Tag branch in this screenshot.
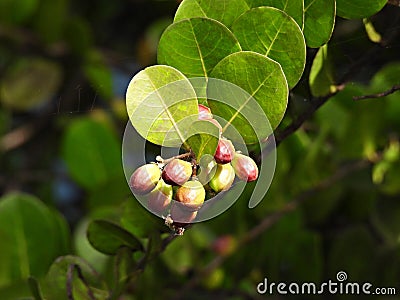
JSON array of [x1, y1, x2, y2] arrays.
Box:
[[175, 159, 371, 299], [353, 84, 400, 100]]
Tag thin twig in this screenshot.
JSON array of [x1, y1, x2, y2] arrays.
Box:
[[353, 84, 400, 100]]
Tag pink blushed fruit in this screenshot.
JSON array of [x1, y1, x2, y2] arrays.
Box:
[[129, 164, 161, 195], [175, 180, 205, 211], [198, 104, 213, 120], [162, 159, 192, 186], [231, 153, 259, 182], [147, 179, 172, 214], [214, 138, 235, 164]]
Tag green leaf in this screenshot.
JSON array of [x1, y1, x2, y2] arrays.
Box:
[[209, 51, 288, 142], [87, 220, 144, 255], [185, 120, 220, 160], [0, 193, 69, 288], [231, 7, 306, 87], [309, 44, 336, 97], [62, 118, 122, 190], [336, 0, 387, 19], [174, 0, 249, 28], [303, 0, 335, 48], [126, 65, 199, 147], [157, 17, 241, 78], [0, 58, 62, 111], [84, 50, 112, 100], [42, 256, 109, 300], [245, 0, 304, 28], [121, 199, 169, 238]]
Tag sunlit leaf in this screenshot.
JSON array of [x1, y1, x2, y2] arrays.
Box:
[[174, 0, 249, 28], [209, 51, 288, 142], [158, 17, 241, 78], [309, 44, 336, 97], [185, 120, 220, 160], [126, 65, 198, 147], [231, 7, 305, 87]]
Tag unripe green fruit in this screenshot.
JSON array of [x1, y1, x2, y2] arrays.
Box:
[[170, 201, 198, 224], [175, 180, 205, 211], [231, 153, 259, 182], [198, 104, 213, 120], [162, 159, 192, 186], [147, 179, 172, 214], [214, 138, 235, 164], [129, 164, 161, 195], [197, 155, 217, 185], [209, 163, 235, 192]]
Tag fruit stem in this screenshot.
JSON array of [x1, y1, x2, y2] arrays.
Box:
[[159, 152, 193, 165]]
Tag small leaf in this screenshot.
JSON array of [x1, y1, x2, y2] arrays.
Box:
[[157, 17, 241, 78], [185, 120, 220, 160], [309, 44, 336, 97], [303, 0, 335, 48], [126, 65, 198, 147], [245, 0, 304, 28], [87, 220, 144, 255], [363, 18, 382, 44], [336, 0, 387, 19], [62, 118, 122, 190], [231, 7, 305, 87], [209, 51, 288, 142], [0, 193, 69, 288], [42, 256, 109, 300], [0, 58, 62, 111], [174, 0, 249, 28]]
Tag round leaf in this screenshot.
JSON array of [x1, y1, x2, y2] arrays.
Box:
[[231, 7, 306, 87], [303, 0, 335, 48], [0, 193, 69, 288], [0, 58, 62, 111], [209, 51, 288, 142], [126, 65, 198, 147], [336, 0, 386, 19], [157, 18, 241, 78], [174, 0, 250, 28], [62, 118, 122, 190], [245, 0, 304, 28]]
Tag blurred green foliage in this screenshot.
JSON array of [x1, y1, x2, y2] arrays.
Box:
[[0, 0, 400, 299]]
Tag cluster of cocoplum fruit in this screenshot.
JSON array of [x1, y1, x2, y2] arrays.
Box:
[[129, 105, 258, 232]]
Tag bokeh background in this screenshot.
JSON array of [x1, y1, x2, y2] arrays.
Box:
[[0, 0, 400, 299]]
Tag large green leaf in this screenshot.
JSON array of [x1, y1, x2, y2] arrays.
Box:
[[0, 193, 69, 288], [0, 58, 62, 111], [231, 7, 305, 87], [62, 118, 122, 190], [126, 65, 198, 147], [209, 51, 288, 143], [336, 0, 386, 19], [174, 0, 249, 28], [303, 0, 335, 48], [245, 0, 304, 28], [42, 256, 109, 300], [157, 18, 241, 78], [309, 44, 336, 97], [87, 220, 144, 255]]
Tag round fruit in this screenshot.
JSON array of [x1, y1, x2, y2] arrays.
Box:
[[209, 163, 235, 192], [197, 155, 217, 185], [162, 159, 192, 186], [170, 201, 198, 224], [129, 164, 161, 195], [198, 104, 213, 120], [231, 153, 259, 182], [175, 180, 205, 211], [147, 179, 172, 214], [214, 138, 235, 164]]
